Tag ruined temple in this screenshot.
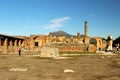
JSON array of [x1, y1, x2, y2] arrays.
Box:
[[0, 21, 106, 54]]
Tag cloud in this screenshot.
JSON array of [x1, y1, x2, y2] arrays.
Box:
[[44, 16, 70, 29]]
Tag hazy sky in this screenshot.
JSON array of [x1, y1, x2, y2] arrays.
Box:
[[0, 0, 120, 39]]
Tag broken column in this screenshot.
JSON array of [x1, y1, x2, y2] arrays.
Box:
[[84, 21, 88, 44], [77, 32, 81, 43]]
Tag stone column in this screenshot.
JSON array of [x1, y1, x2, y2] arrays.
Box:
[[10, 40, 13, 46], [84, 21, 88, 44], [21, 40, 25, 46], [30, 38, 34, 51], [14, 39, 18, 53], [4, 38, 8, 46], [77, 32, 80, 43], [9, 40, 13, 53], [18, 40, 21, 46], [84, 21, 88, 37], [14, 39, 17, 46], [49, 32, 53, 42], [43, 36, 46, 46], [4, 38, 8, 53]]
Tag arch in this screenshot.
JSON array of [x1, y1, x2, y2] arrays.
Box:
[[89, 38, 97, 44], [33, 36, 39, 40]]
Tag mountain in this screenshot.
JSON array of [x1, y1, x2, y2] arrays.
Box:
[[52, 30, 84, 38]]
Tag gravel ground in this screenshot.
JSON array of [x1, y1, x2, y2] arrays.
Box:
[[0, 53, 120, 80]]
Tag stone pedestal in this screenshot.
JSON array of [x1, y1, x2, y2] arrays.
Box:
[[107, 35, 113, 51], [40, 47, 59, 58], [107, 40, 113, 50]]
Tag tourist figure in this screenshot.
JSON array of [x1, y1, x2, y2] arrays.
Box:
[[18, 47, 21, 56], [116, 44, 119, 51]]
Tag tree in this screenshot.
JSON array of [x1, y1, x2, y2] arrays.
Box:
[[102, 38, 107, 42], [113, 36, 120, 47]]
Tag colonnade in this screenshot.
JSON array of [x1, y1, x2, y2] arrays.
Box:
[[0, 38, 24, 46], [0, 35, 24, 53]]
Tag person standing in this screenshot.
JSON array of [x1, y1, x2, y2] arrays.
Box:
[[18, 47, 21, 56], [116, 44, 119, 51]]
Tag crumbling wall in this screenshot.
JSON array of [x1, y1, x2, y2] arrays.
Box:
[[0, 46, 18, 54], [40, 47, 59, 58], [48, 43, 96, 52]]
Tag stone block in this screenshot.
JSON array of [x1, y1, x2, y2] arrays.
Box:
[[40, 47, 59, 58]]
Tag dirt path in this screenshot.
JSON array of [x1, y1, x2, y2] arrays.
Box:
[[0, 54, 120, 80]]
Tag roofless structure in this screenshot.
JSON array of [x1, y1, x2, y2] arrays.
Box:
[[0, 21, 106, 54]]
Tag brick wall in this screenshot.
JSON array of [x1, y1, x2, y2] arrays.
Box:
[[47, 43, 96, 52]]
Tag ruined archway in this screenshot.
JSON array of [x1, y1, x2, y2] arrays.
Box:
[[89, 38, 97, 45]]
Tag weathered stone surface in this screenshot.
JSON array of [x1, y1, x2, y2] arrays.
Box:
[[63, 69, 75, 73], [53, 57, 73, 59], [9, 68, 28, 72], [40, 47, 59, 58], [96, 50, 106, 54]]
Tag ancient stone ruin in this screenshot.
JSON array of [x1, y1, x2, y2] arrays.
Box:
[[0, 21, 105, 54], [107, 35, 113, 51], [40, 47, 59, 58]]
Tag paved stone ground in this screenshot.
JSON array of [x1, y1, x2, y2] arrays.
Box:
[[0, 53, 120, 80]]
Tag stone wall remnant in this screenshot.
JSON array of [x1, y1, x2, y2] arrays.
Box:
[[40, 47, 59, 58]]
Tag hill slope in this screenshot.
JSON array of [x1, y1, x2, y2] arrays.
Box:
[[52, 30, 84, 38]]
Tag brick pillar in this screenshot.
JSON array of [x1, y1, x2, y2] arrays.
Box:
[[18, 40, 21, 46], [4, 38, 8, 53], [10, 40, 13, 53], [4, 38, 8, 46], [43, 36, 46, 46], [49, 32, 53, 42], [21, 40, 25, 46], [10, 40, 13, 46], [14, 39, 17, 46], [30, 38, 34, 51], [77, 32, 80, 43]]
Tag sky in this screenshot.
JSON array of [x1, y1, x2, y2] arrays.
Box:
[[0, 0, 120, 39]]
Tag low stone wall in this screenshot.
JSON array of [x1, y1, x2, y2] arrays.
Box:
[[0, 46, 8, 54], [59, 46, 84, 52], [48, 43, 96, 52], [0, 43, 97, 54], [0, 46, 18, 54], [40, 47, 59, 58], [88, 45, 96, 52]]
